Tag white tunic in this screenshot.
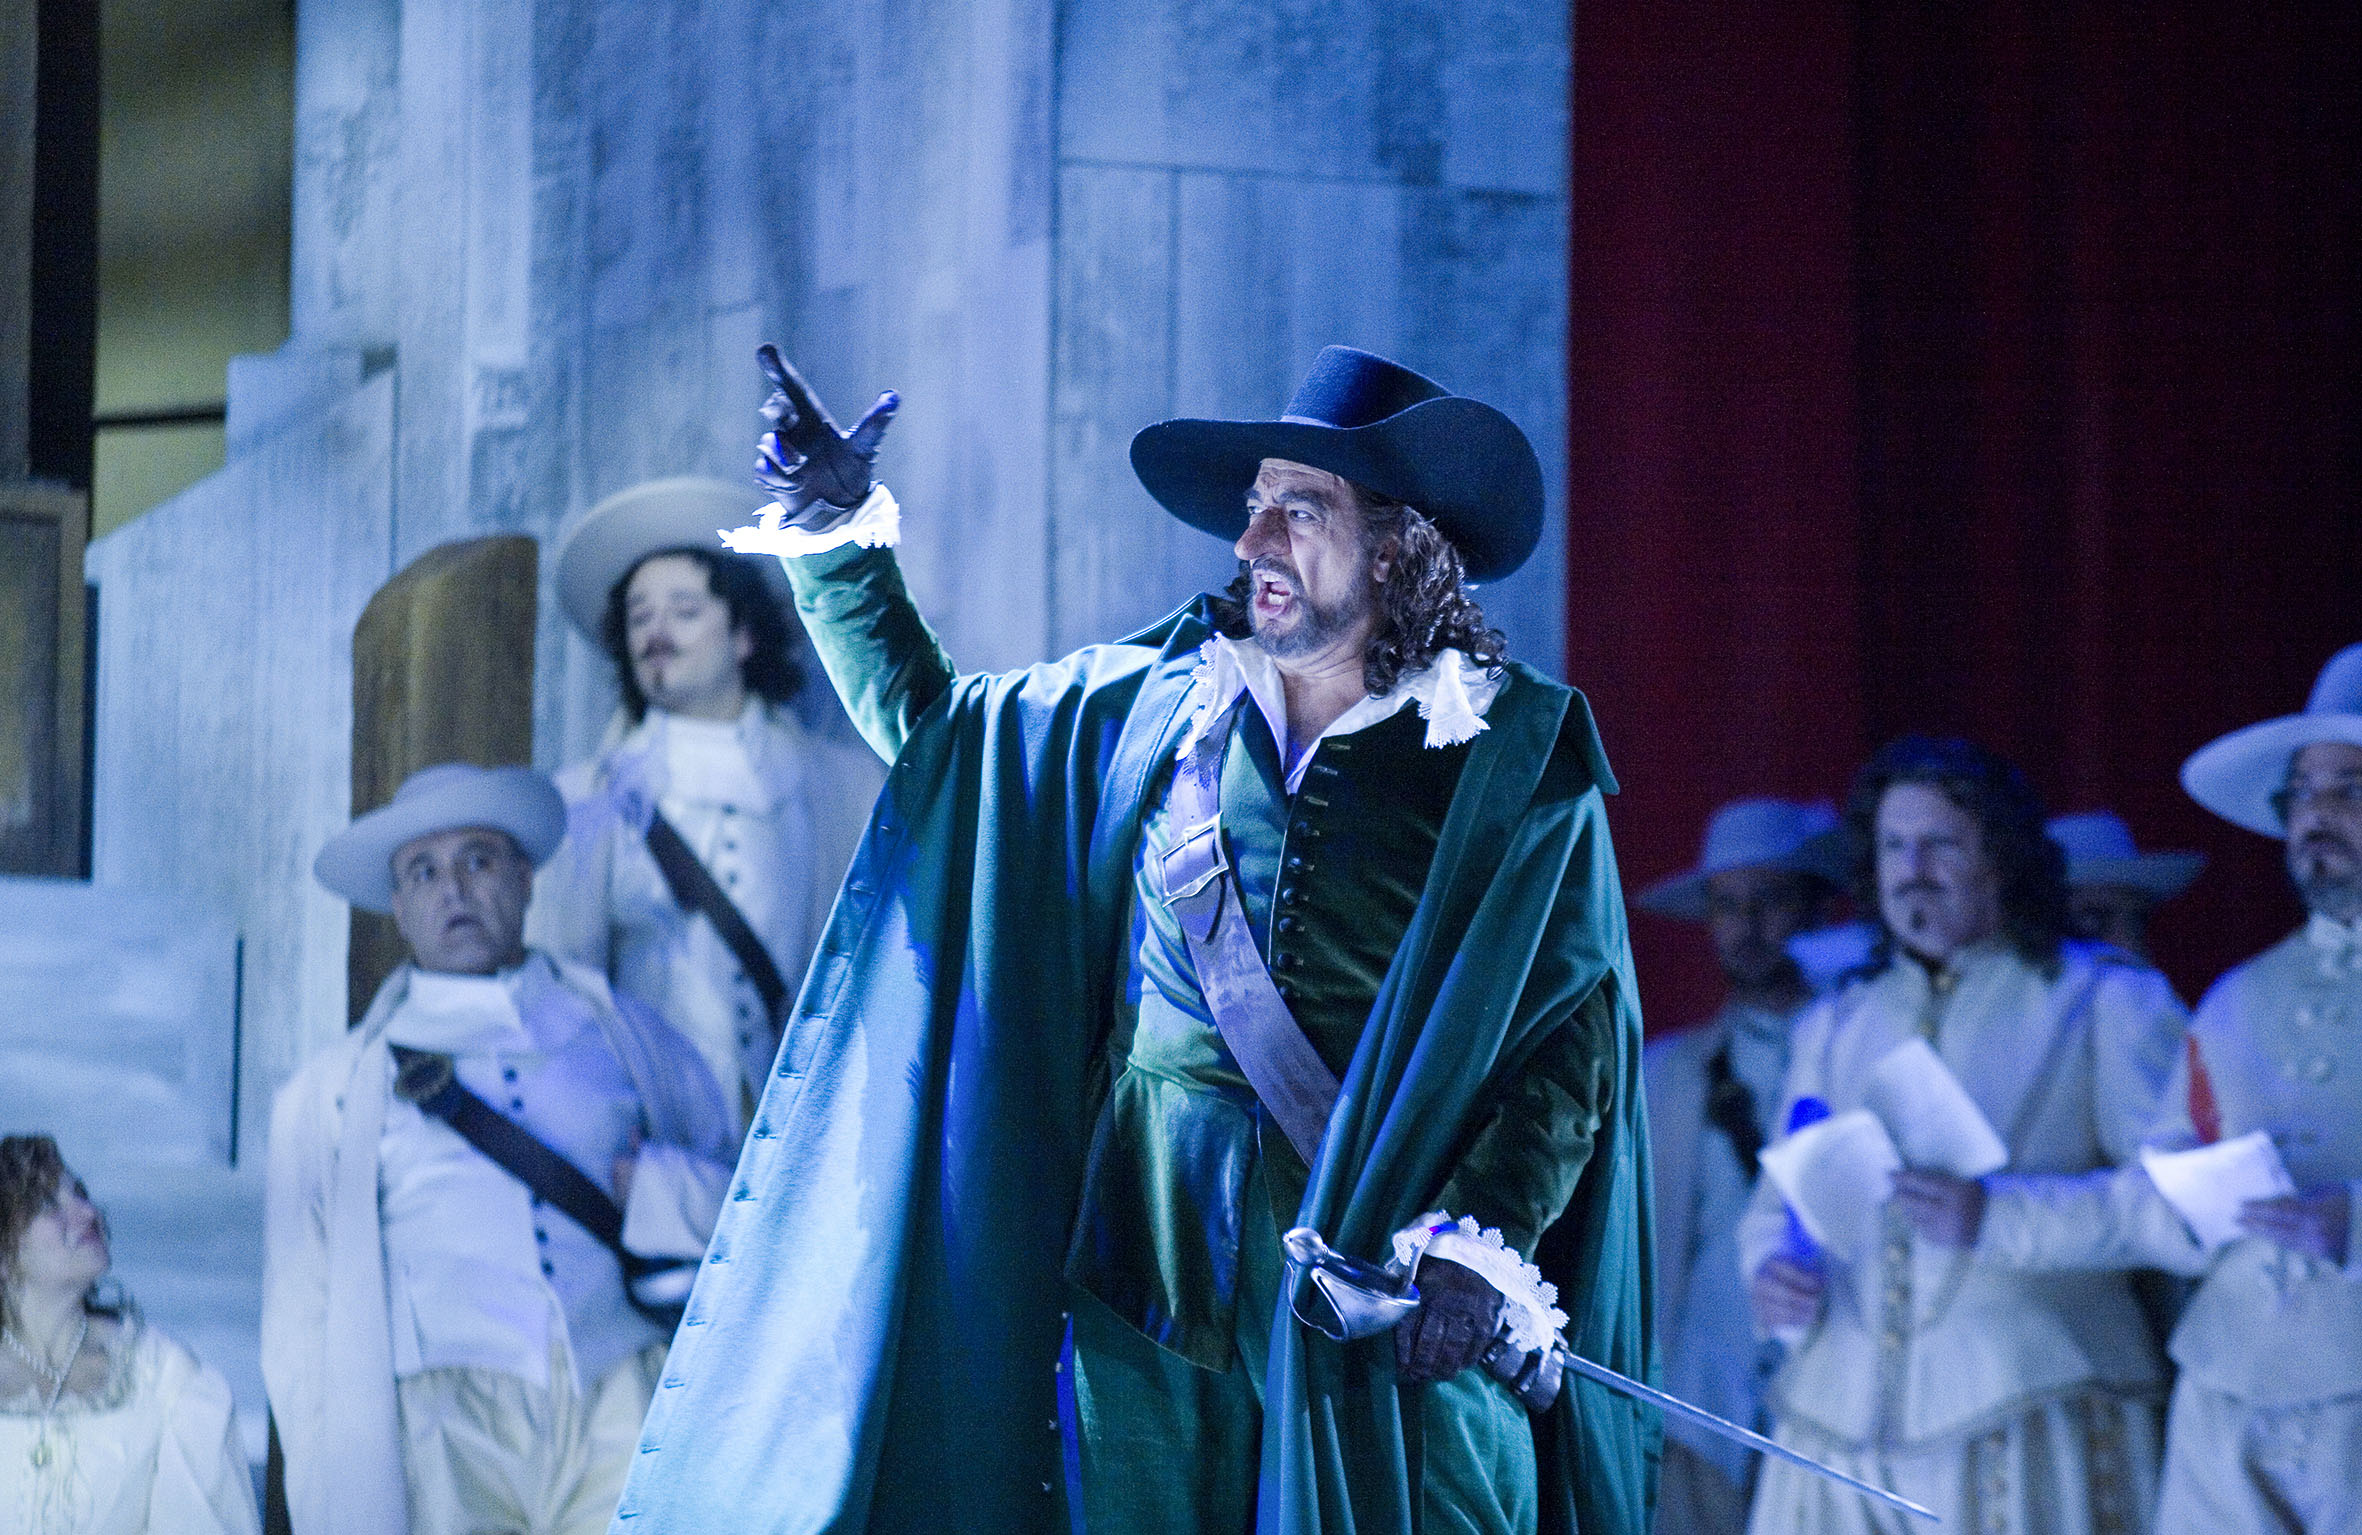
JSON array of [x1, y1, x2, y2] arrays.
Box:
[[1737, 941, 2188, 1535], [2151, 918, 2362, 1402], [2005, 918, 2362, 1535], [1646, 999, 1797, 1486], [1737, 940, 2189, 1451], [530, 700, 881, 1129], [0, 1320, 260, 1535], [375, 961, 662, 1392], [261, 954, 734, 1535]]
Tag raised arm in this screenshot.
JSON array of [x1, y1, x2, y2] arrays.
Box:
[[748, 346, 954, 761], [782, 545, 955, 764]]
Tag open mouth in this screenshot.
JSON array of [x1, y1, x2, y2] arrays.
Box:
[[1252, 570, 1298, 618]]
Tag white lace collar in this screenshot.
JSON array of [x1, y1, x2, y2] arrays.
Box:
[[1177, 634, 1502, 793]]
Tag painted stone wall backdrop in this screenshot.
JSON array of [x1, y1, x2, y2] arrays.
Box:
[[275, 0, 1564, 778], [277, 0, 1060, 774], [87, 368, 396, 1119], [1048, 0, 1571, 663]]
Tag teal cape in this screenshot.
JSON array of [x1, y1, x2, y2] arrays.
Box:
[[614, 575, 1657, 1535]]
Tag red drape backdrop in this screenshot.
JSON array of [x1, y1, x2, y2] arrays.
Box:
[[1571, 4, 2362, 1033]]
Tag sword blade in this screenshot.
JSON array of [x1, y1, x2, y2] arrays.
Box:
[[1554, 1351, 1939, 1524]]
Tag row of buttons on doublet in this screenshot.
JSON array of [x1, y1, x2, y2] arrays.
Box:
[[1267, 748, 1347, 1002]]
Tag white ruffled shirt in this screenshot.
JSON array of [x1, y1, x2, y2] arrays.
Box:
[[1178, 632, 1501, 793]]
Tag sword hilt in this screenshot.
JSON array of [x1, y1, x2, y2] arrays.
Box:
[[1479, 1328, 1566, 1413]]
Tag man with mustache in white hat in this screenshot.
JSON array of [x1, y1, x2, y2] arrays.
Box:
[[1739, 737, 2192, 1535], [1638, 799, 1845, 1535], [2047, 810, 2205, 966], [530, 480, 882, 1135], [2130, 642, 2362, 1535], [262, 764, 735, 1535]]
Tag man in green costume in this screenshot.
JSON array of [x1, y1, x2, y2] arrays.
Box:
[[611, 346, 1657, 1535]]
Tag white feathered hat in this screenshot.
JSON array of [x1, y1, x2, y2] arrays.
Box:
[[2181, 643, 2362, 838], [314, 763, 566, 913]]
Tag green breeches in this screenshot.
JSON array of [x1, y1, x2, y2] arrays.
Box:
[[1064, 1163, 1539, 1535]]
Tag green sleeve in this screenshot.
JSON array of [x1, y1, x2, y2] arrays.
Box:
[[780, 543, 958, 763], [1434, 985, 1614, 1260]]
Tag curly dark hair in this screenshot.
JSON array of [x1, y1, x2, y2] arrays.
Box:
[[600, 548, 805, 723], [0, 1135, 119, 1331], [1209, 484, 1507, 696], [1843, 735, 2069, 971]]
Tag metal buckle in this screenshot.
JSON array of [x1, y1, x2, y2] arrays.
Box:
[[392, 1048, 456, 1105], [1157, 816, 1230, 906]]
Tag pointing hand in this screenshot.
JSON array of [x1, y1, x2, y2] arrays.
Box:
[[753, 344, 899, 535]]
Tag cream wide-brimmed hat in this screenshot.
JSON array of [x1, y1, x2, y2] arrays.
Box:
[[313, 763, 566, 913], [2046, 811, 2204, 900], [2181, 643, 2362, 838], [1637, 798, 1848, 921], [551, 477, 782, 643]]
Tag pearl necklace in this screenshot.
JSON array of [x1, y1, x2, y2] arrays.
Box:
[[3, 1314, 90, 1470]]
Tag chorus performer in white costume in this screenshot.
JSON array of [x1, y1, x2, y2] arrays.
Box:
[[1638, 798, 1846, 1535], [262, 764, 734, 1535], [530, 479, 882, 1133], [1740, 737, 2191, 1535], [2134, 643, 2362, 1535], [1, 1135, 260, 1535]]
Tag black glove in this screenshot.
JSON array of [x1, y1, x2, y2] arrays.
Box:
[[1393, 1257, 1504, 1386], [753, 344, 899, 535]]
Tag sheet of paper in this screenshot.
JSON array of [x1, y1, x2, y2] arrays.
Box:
[[2140, 1131, 2297, 1250], [1862, 1036, 2009, 1178], [1758, 1109, 1903, 1262]]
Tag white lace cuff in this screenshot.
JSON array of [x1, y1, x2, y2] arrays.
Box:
[[719, 483, 901, 558], [1389, 1211, 1567, 1355]]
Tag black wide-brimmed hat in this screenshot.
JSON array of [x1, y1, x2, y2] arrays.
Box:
[[1128, 347, 1544, 582]]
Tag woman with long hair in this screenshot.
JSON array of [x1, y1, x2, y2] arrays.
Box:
[[0, 1135, 258, 1533]]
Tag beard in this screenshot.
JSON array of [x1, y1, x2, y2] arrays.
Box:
[[2292, 830, 2362, 923], [1245, 557, 1376, 660]]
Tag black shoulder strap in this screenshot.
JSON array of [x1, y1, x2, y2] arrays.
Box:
[[389, 1045, 690, 1326], [1703, 1042, 1766, 1178], [389, 1044, 633, 1258], [644, 810, 790, 1024]]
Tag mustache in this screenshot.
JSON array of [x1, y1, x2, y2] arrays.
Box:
[[636, 639, 679, 663], [2297, 830, 2360, 859], [1247, 558, 1301, 594], [1888, 879, 1945, 900]]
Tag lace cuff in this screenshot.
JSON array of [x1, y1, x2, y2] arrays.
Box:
[[1389, 1211, 1567, 1354], [720, 483, 902, 558]]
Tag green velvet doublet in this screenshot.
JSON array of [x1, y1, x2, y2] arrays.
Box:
[[1069, 700, 1607, 1374]]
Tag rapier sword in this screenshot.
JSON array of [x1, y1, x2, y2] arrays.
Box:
[[1282, 1227, 1938, 1525]]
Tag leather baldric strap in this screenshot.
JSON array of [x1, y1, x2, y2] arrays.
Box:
[[644, 810, 790, 1027], [1157, 702, 1341, 1165], [388, 1044, 688, 1325], [1703, 1043, 1765, 1177]]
